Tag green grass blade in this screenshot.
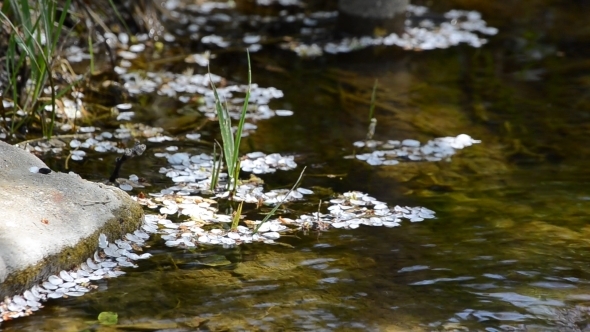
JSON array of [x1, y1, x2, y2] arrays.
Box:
[[253, 166, 307, 234], [210, 141, 223, 191], [88, 33, 94, 73], [368, 79, 378, 122], [107, 0, 132, 36], [231, 201, 244, 231], [50, 0, 72, 54], [366, 79, 379, 140], [209, 71, 235, 176], [231, 51, 251, 174]]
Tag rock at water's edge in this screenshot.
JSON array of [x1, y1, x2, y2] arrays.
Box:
[[0, 140, 144, 298]]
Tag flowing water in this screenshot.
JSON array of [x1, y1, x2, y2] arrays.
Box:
[[3, 0, 590, 331]]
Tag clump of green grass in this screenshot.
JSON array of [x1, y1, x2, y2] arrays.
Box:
[[0, 0, 73, 138], [209, 51, 251, 193], [207, 51, 307, 233]]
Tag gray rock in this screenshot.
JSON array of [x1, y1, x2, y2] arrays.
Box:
[[0, 141, 143, 298]]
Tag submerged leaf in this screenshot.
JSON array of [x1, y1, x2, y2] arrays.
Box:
[[98, 311, 118, 325]]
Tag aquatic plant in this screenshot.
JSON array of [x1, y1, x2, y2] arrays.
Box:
[[209, 141, 223, 191], [254, 166, 306, 233], [209, 51, 251, 193], [0, 0, 72, 138], [366, 79, 378, 140]]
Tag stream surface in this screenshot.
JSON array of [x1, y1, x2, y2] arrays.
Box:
[[3, 0, 590, 331]]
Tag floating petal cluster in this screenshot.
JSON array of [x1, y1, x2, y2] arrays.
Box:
[[349, 134, 481, 166], [0, 231, 152, 323], [283, 191, 435, 230], [154, 150, 298, 196], [145, 213, 290, 247], [134, 187, 435, 250], [136, 192, 298, 247], [240, 152, 297, 174], [18, 124, 170, 161], [284, 5, 498, 57]]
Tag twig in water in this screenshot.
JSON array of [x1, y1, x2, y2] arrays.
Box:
[[109, 143, 146, 183], [366, 79, 378, 140]]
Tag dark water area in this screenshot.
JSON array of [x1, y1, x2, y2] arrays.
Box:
[[4, 0, 590, 331]]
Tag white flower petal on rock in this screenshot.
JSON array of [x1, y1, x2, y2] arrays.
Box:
[[59, 282, 76, 289], [42, 281, 58, 290], [124, 252, 141, 260], [23, 290, 37, 302], [116, 240, 133, 251], [75, 277, 90, 284], [98, 234, 108, 248], [74, 285, 90, 292], [27, 299, 42, 309], [86, 258, 99, 270], [104, 245, 120, 258], [77, 269, 90, 277], [101, 261, 118, 268], [12, 295, 27, 306], [60, 270, 74, 282], [48, 275, 63, 286], [47, 292, 63, 299], [125, 233, 142, 244], [118, 260, 137, 268], [31, 286, 44, 298], [134, 229, 150, 239]]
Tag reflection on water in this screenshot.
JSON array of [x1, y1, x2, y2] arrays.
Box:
[[4, 0, 590, 330]]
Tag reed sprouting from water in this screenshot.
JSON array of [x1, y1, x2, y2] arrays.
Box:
[[209, 51, 251, 193]]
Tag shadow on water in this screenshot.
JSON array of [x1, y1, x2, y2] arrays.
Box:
[[4, 0, 590, 330]]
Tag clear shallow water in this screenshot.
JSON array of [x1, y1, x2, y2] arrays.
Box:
[[4, 0, 590, 330]]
